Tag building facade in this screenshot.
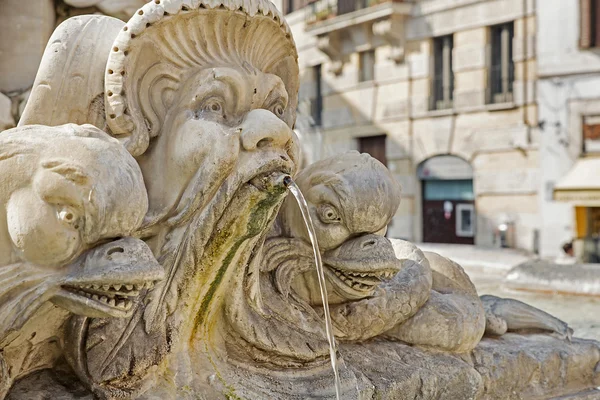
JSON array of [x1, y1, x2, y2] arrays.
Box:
[[540, 0, 600, 261], [282, 0, 540, 251]]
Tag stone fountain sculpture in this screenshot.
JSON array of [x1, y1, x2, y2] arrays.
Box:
[[1, 1, 599, 399]]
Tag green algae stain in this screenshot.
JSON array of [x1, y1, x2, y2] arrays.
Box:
[[194, 187, 285, 329]]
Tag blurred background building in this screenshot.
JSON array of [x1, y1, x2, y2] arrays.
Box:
[[272, 0, 600, 261], [2, 0, 600, 261]]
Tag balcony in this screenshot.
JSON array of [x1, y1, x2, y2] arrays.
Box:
[[306, 0, 412, 73], [305, 0, 411, 34]]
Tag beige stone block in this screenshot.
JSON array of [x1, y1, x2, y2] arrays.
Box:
[[473, 151, 540, 195], [476, 194, 539, 214], [454, 90, 486, 110], [453, 45, 487, 72], [454, 27, 487, 47], [412, 116, 454, 163], [387, 214, 414, 240], [452, 111, 529, 159], [406, 40, 431, 79], [392, 173, 416, 197], [385, 124, 411, 158], [473, 150, 539, 170], [514, 60, 536, 81], [455, 69, 487, 92], [375, 81, 410, 120], [408, 0, 527, 41], [396, 196, 414, 216], [0, 0, 55, 93]]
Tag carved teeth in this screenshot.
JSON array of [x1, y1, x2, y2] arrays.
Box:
[[108, 298, 116, 307], [125, 284, 133, 290], [113, 284, 122, 291], [117, 300, 125, 308], [100, 296, 108, 303], [102, 285, 110, 290], [134, 284, 143, 290], [92, 294, 99, 300], [92, 284, 100, 290]]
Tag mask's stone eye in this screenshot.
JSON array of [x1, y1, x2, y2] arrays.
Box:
[[203, 101, 222, 113]]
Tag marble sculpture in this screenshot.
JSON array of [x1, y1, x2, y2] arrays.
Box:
[[0, 1, 598, 399]]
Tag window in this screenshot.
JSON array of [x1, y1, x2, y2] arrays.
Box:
[[358, 50, 375, 82], [580, 0, 600, 48], [583, 115, 600, 153], [286, 0, 294, 14], [311, 65, 323, 126], [358, 135, 387, 166], [456, 204, 475, 237], [285, 0, 309, 14], [431, 35, 454, 110], [488, 22, 514, 104]]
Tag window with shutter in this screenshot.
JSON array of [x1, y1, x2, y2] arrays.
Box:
[[581, 0, 600, 48], [488, 22, 514, 104], [431, 35, 454, 110], [583, 116, 600, 153]]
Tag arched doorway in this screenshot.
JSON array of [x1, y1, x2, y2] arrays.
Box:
[[418, 155, 475, 244]]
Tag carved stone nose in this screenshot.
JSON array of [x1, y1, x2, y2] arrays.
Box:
[[239, 109, 292, 151]]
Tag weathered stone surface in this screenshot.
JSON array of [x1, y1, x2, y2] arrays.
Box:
[[0, 0, 55, 93], [472, 334, 600, 399], [506, 260, 600, 296], [1, 1, 599, 399], [341, 339, 484, 400], [64, 0, 146, 20], [342, 334, 600, 400], [0, 93, 14, 131]]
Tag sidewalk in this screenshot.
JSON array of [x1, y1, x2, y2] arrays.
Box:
[[409, 242, 533, 275], [415, 243, 534, 272]]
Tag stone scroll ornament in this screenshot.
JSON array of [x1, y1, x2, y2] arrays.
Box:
[[0, 0, 594, 399]]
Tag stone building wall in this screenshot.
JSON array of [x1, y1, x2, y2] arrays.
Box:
[[0, 0, 145, 130], [288, 0, 541, 250], [1, 0, 543, 252], [536, 0, 600, 258]]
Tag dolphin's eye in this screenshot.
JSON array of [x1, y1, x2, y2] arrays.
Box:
[[318, 204, 341, 224], [271, 102, 285, 118], [57, 206, 82, 230]]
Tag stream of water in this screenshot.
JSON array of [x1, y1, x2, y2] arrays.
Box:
[[284, 176, 342, 400]]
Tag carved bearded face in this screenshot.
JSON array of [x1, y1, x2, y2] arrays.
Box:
[[138, 66, 298, 225]]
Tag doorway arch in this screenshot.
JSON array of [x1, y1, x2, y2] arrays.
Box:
[[418, 155, 475, 244]]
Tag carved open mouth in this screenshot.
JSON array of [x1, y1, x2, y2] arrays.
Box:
[[324, 266, 395, 298], [61, 281, 155, 313]]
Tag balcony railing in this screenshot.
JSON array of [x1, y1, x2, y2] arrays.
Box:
[[306, 0, 399, 24]]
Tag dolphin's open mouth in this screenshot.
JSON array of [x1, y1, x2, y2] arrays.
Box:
[[60, 281, 154, 313], [326, 266, 393, 292], [51, 237, 164, 319], [320, 234, 402, 299]]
